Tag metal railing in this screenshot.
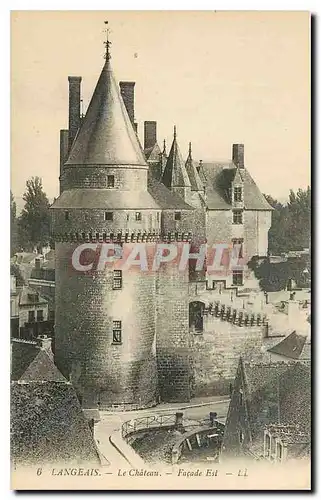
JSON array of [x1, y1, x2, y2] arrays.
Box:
[[121, 414, 177, 440]]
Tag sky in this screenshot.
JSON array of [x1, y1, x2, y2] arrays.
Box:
[[11, 11, 310, 210]]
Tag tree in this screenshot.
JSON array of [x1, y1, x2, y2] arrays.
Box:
[[17, 177, 51, 252], [264, 187, 311, 254], [10, 191, 19, 256]]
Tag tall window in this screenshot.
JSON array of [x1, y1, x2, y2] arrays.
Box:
[[28, 310, 35, 323], [112, 320, 122, 344], [233, 270, 243, 286], [64, 211, 69, 221], [239, 430, 244, 444], [232, 238, 244, 258], [233, 210, 243, 225], [135, 212, 142, 221], [37, 309, 44, 322], [113, 270, 122, 290], [107, 175, 115, 188], [105, 212, 113, 221], [174, 211, 181, 221], [234, 187, 243, 202], [239, 389, 243, 406]]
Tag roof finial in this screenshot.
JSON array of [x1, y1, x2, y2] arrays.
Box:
[[163, 139, 167, 155], [173, 125, 177, 139], [188, 141, 192, 158], [104, 21, 112, 60]]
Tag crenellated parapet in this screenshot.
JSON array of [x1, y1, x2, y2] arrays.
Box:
[[52, 230, 193, 243]]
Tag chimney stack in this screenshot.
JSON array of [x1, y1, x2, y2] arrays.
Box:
[[119, 81, 136, 127], [68, 76, 82, 151], [144, 121, 157, 150], [232, 144, 245, 169]]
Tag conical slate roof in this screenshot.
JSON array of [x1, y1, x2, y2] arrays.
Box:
[[185, 142, 204, 191], [66, 58, 147, 167], [162, 128, 191, 189]]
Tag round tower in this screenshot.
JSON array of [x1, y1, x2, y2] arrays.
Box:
[[51, 46, 160, 410]]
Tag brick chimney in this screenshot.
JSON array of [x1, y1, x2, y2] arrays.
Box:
[[68, 76, 82, 151], [119, 81, 135, 127], [232, 144, 245, 169], [144, 121, 157, 150]]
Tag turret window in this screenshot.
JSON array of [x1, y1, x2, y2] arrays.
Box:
[[135, 212, 142, 221], [174, 212, 182, 221], [234, 187, 243, 202], [105, 212, 113, 221], [233, 210, 243, 224], [107, 175, 115, 188], [112, 320, 122, 344]]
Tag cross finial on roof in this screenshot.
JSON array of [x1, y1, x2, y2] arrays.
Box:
[[104, 21, 112, 60]]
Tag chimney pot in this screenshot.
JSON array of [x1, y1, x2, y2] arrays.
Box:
[[144, 121, 157, 150], [232, 144, 245, 169]]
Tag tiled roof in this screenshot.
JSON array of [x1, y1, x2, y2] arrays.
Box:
[[242, 360, 311, 441], [19, 349, 67, 383], [11, 381, 100, 466], [11, 340, 39, 381], [267, 331, 307, 360], [196, 161, 273, 211]]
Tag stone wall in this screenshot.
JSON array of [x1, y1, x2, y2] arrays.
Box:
[[156, 247, 192, 402], [54, 241, 158, 410], [192, 315, 264, 396]]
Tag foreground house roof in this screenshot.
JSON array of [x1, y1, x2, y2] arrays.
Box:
[[11, 381, 100, 466], [267, 331, 307, 360]]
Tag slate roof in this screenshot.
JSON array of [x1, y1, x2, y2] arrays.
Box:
[[11, 381, 100, 466], [267, 331, 307, 360], [162, 131, 191, 189], [51, 188, 160, 210], [144, 142, 162, 162], [195, 161, 273, 211], [147, 175, 194, 210], [185, 144, 204, 192], [66, 57, 147, 167]]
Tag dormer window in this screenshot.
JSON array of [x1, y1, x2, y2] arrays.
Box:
[[135, 212, 142, 221], [64, 211, 69, 221], [234, 187, 243, 202], [107, 175, 115, 188], [174, 212, 181, 221]]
